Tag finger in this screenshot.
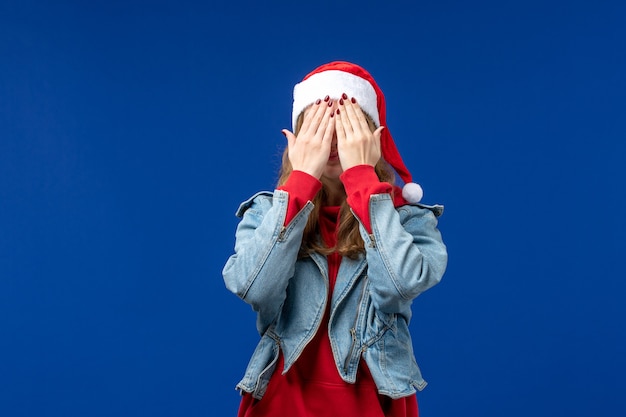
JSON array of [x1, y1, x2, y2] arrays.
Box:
[[308, 98, 333, 135], [282, 129, 296, 148], [299, 104, 315, 132], [351, 97, 372, 133], [337, 97, 354, 136], [372, 126, 384, 159], [334, 107, 347, 143], [300, 99, 324, 135], [373, 126, 385, 141], [342, 96, 368, 134], [315, 103, 335, 139], [321, 108, 335, 144]]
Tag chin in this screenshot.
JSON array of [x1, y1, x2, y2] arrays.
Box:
[[322, 166, 344, 180]]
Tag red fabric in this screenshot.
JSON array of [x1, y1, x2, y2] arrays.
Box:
[[278, 166, 407, 232], [340, 165, 392, 234], [277, 170, 323, 226], [237, 171, 417, 417]]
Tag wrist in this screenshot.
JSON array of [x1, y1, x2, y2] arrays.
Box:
[[340, 164, 379, 186]]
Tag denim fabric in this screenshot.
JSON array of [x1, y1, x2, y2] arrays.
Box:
[[222, 190, 447, 399]]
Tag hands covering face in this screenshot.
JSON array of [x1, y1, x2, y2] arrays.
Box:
[[282, 94, 385, 180]]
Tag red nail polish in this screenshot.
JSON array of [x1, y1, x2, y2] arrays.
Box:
[[342, 93, 348, 100], [339, 98, 344, 105], [330, 110, 335, 117], [351, 97, 356, 103], [315, 98, 321, 105], [336, 109, 340, 115], [324, 95, 330, 102], [328, 99, 333, 107]]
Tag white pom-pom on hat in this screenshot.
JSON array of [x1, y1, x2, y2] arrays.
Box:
[[293, 62, 426, 204], [402, 182, 423, 204]]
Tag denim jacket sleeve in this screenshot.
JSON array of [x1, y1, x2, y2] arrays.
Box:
[[222, 190, 314, 334], [358, 194, 447, 318]]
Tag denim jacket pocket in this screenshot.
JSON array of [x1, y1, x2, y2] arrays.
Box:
[[365, 309, 397, 347], [236, 329, 281, 399], [375, 316, 427, 395]]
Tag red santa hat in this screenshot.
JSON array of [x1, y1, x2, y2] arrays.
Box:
[[292, 61, 423, 203]]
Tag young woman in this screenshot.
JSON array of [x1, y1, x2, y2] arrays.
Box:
[[223, 61, 447, 417]]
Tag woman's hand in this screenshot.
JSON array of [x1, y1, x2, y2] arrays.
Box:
[[282, 98, 335, 179], [334, 94, 385, 170]]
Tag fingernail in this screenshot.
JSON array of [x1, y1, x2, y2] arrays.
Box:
[[324, 95, 330, 102], [351, 97, 356, 103], [339, 98, 344, 105], [315, 98, 321, 105], [336, 109, 340, 115], [330, 110, 335, 117], [342, 93, 348, 100], [328, 99, 333, 107]]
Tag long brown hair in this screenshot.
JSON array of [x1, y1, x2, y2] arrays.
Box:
[[277, 111, 395, 259]]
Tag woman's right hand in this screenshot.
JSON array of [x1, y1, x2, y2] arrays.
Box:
[[281, 98, 335, 179]]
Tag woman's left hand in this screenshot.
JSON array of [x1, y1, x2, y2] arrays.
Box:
[[334, 94, 385, 170]]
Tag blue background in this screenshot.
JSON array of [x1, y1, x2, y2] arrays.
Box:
[[1, 0, 625, 416]]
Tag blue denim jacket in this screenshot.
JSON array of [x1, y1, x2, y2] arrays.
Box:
[[223, 189, 447, 400]]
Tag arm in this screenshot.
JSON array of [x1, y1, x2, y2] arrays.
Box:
[[335, 97, 447, 319], [222, 190, 314, 334], [278, 170, 322, 225], [341, 167, 446, 319], [360, 195, 447, 319], [224, 98, 333, 333]]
